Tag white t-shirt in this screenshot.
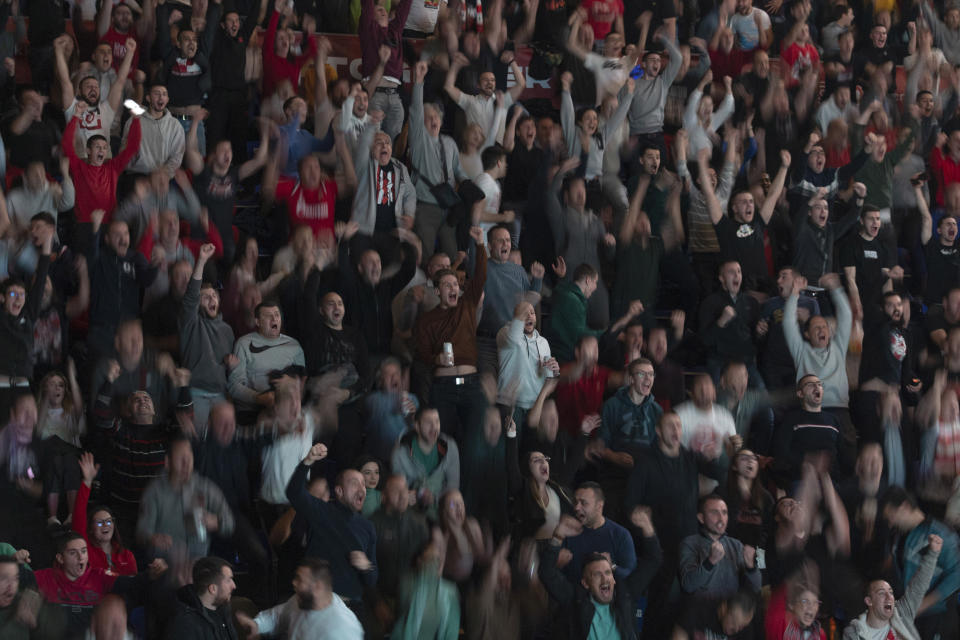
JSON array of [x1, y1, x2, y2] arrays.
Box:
[[674, 402, 736, 455], [254, 594, 363, 640], [473, 171, 502, 240], [584, 52, 629, 106], [259, 413, 316, 505], [729, 8, 771, 51], [65, 98, 116, 158], [404, 0, 447, 34], [859, 623, 892, 640], [535, 485, 562, 540], [457, 91, 513, 143]]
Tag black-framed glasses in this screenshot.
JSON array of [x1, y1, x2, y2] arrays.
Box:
[[94, 519, 113, 527]]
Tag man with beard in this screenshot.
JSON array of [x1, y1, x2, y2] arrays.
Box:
[[238, 558, 362, 640], [771, 375, 846, 489], [285, 444, 378, 613], [679, 495, 760, 600], [840, 207, 899, 322], [557, 483, 637, 582], [54, 34, 136, 156], [791, 182, 866, 285], [96, 0, 150, 75], [496, 301, 556, 426], [391, 407, 459, 515], [918, 180, 960, 304], [122, 84, 185, 178], [207, 4, 259, 161], [180, 244, 235, 433], [157, 1, 221, 155], [166, 556, 238, 640], [758, 267, 820, 390], [859, 292, 916, 394], [446, 54, 524, 144]]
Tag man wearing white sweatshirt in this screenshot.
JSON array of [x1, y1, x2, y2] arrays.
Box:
[[496, 301, 557, 424]]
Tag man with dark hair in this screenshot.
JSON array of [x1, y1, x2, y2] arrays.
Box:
[[882, 486, 960, 638], [286, 444, 378, 608], [678, 495, 761, 599], [370, 474, 430, 603], [698, 260, 764, 387], [548, 262, 643, 363], [237, 557, 362, 639], [391, 406, 459, 514], [675, 589, 757, 639], [166, 556, 238, 639], [556, 482, 638, 582], [228, 301, 305, 419], [474, 147, 517, 242], [122, 84, 184, 178], [539, 506, 662, 640]]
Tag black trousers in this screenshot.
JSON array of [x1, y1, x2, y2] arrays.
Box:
[[206, 89, 250, 164]]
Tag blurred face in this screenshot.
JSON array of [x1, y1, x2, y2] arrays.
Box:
[[736, 0, 752, 14], [573, 488, 603, 527], [167, 440, 194, 485], [697, 95, 714, 122], [518, 119, 536, 146], [380, 362, 402, 393], [6, 397, 34, 448], [722, 605, 754, 636], [871, 26, 887, 48], [91, 509, 114, 545], [489, 228, 512, 262], [256, 305, 282, 338], [581, 559, 616, 604], [147, 86, 169, 113], [383, 475, 408, 512], [735, 450, 759, 478], [300, 156, 322, 189], [374, 4, 389, 26], [787, 590, 821, 628], [579, 109, 598, 136], [861, 210, 882, 238], [178, 30, 198, 58], [3, 285, 24, 316], [624, 325, 643, 352], [565, 178, 587, 210], [338, 470, 367, 513], [293, 567, 322, 609], [603, 32, 624, 57], [210, 403, 236, 446], [643, 53, 662, 77], [58, 539, 88, 580], [427, 254, 451, 280], [884, 294, 903, 323], [415, 409, 441, 448], [23, 162, 46, 192], [424, 104, 442, 137], [940, 216, 958, 244], [159, 210, 180, 246], [352, 89, 369, 119], [200, 285, 220, 318], [692, 376, 716, 408], [372, 132, 392, 165], [107, 221, 130, 255], [285, 97, 307, 124], [646, 328, 668, 363], [0, 563, 17, 608], [88, 138, 110, 166], [517, 302, 536, 334], [722, 363, 749, 399], [807, 146, 826, 173], [437, 274, 460, 308], [360, 461, 380, 489], [805, 316, 830, 348], [808, 198, 829, 227], [630, 363, 655, 397], [835, 86, 850, 109], [359, 251, 382, 285], [320, 293, 345, 328], [224, 12, 241, 37], [948, 9, 960, 30], [115, 323, 143, 364], [576, 336, 599, 368], [657, 413, 683, 451], [213, 140, 233, 171], [113, 5, 133, 31], [528, 451, 551, 484], [731, 192, 755, 223], [640, 148, 660, 175], [536, 118, 554, 147], [949, 131, 960, 159], [719, 262, 742, 294], [463, 32, 481, 58], [856, 444, 883, 485], [80, 78, 100, 106], [93, 44, 113, 71], [479, 72, 496, 97], [443, 491, 466, 527], [275, 29, 291, 57], [798, 375, 823, 407], [44, 375, 66, 407], [698, 498, 729, 537], [777, 268, 797, 298]]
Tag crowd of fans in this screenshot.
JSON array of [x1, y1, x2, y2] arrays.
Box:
[[4, 0, 960, 638]]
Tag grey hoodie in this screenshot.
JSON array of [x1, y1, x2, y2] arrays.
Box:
[[923, 1, 960, 65], [351, 122, 417, 235], [842, 541, 941, 640], [390, 430, 460, 502], [783, 287, 852, 408], [179, 277, 235, 394], [623, 35, 683, 135], [122, 108, 185, 177]]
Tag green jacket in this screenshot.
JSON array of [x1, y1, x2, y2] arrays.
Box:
[[547, 281, 604, 362]]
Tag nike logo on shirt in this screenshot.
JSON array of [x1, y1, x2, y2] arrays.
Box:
[[249, 341, 292, 354]]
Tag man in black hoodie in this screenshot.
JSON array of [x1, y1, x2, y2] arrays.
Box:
[[166, 556, 238, 640], [207, 3, 258, 162]]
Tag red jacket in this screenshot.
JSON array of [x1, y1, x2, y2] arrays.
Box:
[[63, 116, 142, 223], [764, 585, 826, 640], [71, 482, 138, 576], [931, 146, 960, 207], [262, 11, 317, 98], [34, 564, 117, 608], [358, 0, 413, 80]]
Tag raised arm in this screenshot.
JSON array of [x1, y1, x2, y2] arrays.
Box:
[[759, 150, 791, 224], [96, 0, 112, 37], [238, 118, 272, 181], [918, 178, 933, 245], [506, 60, 526, 103], [444, 52, 468, 105], [184, 109, 206, 175], [559, 72, 576, 157], [53, 35, 74, 111], [107, 39, 138, 114], [620, 172, 651, 246]]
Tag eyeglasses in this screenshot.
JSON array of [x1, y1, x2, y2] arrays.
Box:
[[530, 456, 551, 464], [797, 598, 822, 608], [7, 291, 24, 299], [94, 519, 113, 527], [633, 370, 656, 379]]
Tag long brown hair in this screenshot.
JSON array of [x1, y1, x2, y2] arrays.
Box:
[[726, 450, 767, 512]]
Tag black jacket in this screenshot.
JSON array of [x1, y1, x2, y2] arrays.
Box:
[[165, 585, 238, 640], [0, 254, 49, 378], [538, 536, 662, 640], [210, 9, 258, 91], [505, 433, 576, 540]]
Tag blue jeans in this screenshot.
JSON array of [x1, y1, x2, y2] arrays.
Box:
[[369, 89, 405, 142], [178, 117, 206, 157]]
